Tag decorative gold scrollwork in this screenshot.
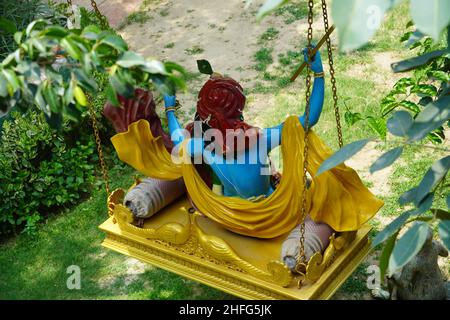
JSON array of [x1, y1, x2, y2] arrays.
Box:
[[191, 212, 293, 287], [305, 231, 356, 282], [109, 188, 190, 245]]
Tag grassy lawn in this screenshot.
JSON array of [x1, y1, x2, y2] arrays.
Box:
[[1, 1, 448, 300], [0, 163, 232, 299]]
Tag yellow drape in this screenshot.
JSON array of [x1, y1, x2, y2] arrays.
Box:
[[111, 116, 383, 238]]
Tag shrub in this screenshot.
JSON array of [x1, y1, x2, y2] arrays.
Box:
[[0, 111, 96, 235]]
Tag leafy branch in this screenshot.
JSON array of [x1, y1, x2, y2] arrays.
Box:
[[0, 20, 187, 127]]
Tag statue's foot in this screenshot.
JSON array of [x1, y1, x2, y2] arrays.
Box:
[[281, 216, 333, 272]]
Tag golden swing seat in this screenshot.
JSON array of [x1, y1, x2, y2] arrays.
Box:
[[99, 187, 372, 300]]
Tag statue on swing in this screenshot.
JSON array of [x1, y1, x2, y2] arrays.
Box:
[[104, 46, 383, 272]]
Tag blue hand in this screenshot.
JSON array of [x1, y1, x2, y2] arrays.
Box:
[[303, 45, 323, 73], [163, 94, 176, 108]]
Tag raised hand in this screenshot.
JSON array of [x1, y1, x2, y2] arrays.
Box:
[[303, 45, 323, 73], [163, 94, 177, 109]]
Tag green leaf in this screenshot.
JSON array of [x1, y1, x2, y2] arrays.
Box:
[[105, 83, 120, 107], [0, 17, 17, 34], [256, 0, 288, 20], [393, 78, 414, 94], [331, 0, 393, 51], [438, 220, 450, 251], [418, 96, 433, 106], [370, 147, 403, 174], [410, 0, 450, 40], [316, 139, 371, 177], [407, 95, 450, 141], [433, 208, 450, 220], [41, 26, 68, 38], [14, 31, 24, 45], [30, 38, 46, 53], [372, 211, 412, 248], [25, 20, 48, 37], [391, 49, 448, 72], [411, 84, 438, 97], [141, 60, 167, 74], [398, 187, 418, 206], [367, 116, 387, 139], [99, 34, 128, 52], [405, 29, 426, 47], [447, 194, 450, 209], [412, 192, 434, 216], [428, 71, 450, 82], [398, 100, 420, 113], [42, 81, 59, 113], [414, 156, 450, 206], [64, 79, 75, 105], [164, 61, 187, 76], [116, 51, 146, 68], [109, 74, 132, 98], [387, 110, 413, 137], [2, 69, 20, 95], [0, 72, 7, 97], [381, 96, 399, 116], [379, 231, 398, 281], [344, 111, 363, 126], [73, 69, 98, 93], [34, 84, 49, 115], [63, 103, 81, 122], [74, 86, 87, 107], [197, 59, 214, 75], [81, 25, 102, 40], [388, 221, 430, 276], [61, 38, 82, 61]]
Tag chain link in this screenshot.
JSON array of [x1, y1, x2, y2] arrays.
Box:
[[321, 0, 343, 148], [66, 0, 109, 29], [66, 0, 74, 18], [296, 0, 315, 280], [87, 98, 111, 202], [90, 0, 110, 30]]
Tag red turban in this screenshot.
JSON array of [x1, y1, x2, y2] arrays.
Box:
[[194, 75, 259, 155]]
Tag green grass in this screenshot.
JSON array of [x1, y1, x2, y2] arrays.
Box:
[[254, 47, 273, 71], [117, 11, 152, 30], [164, 42, 175, 49], [185, 45, 204, 55], [259, 27, 280, 43], [274, 1, 309, 24], [0, 163, 232, 299]]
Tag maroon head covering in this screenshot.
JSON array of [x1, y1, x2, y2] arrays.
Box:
[[190, 74, 259, 155]]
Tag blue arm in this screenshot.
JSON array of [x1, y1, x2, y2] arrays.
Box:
[[264, 46, 324, 151], [164, 95, 185, 146], [164, 94, 204, 158]]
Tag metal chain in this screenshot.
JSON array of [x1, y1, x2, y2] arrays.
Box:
[[296, 0, 314, 283], [87, 98, 111, 200], [90, 0, 110, 30], [321, 0, 343, 148], [65, 0, 109, 29], [66, 0, 74, 18]]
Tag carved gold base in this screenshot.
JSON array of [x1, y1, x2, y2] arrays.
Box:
[[99, 189, 372, 300]]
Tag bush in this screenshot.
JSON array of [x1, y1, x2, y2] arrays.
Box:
[[0, 111, 96, 235]]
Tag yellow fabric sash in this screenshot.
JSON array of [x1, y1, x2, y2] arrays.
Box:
[[111, 116, 383, 238]]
